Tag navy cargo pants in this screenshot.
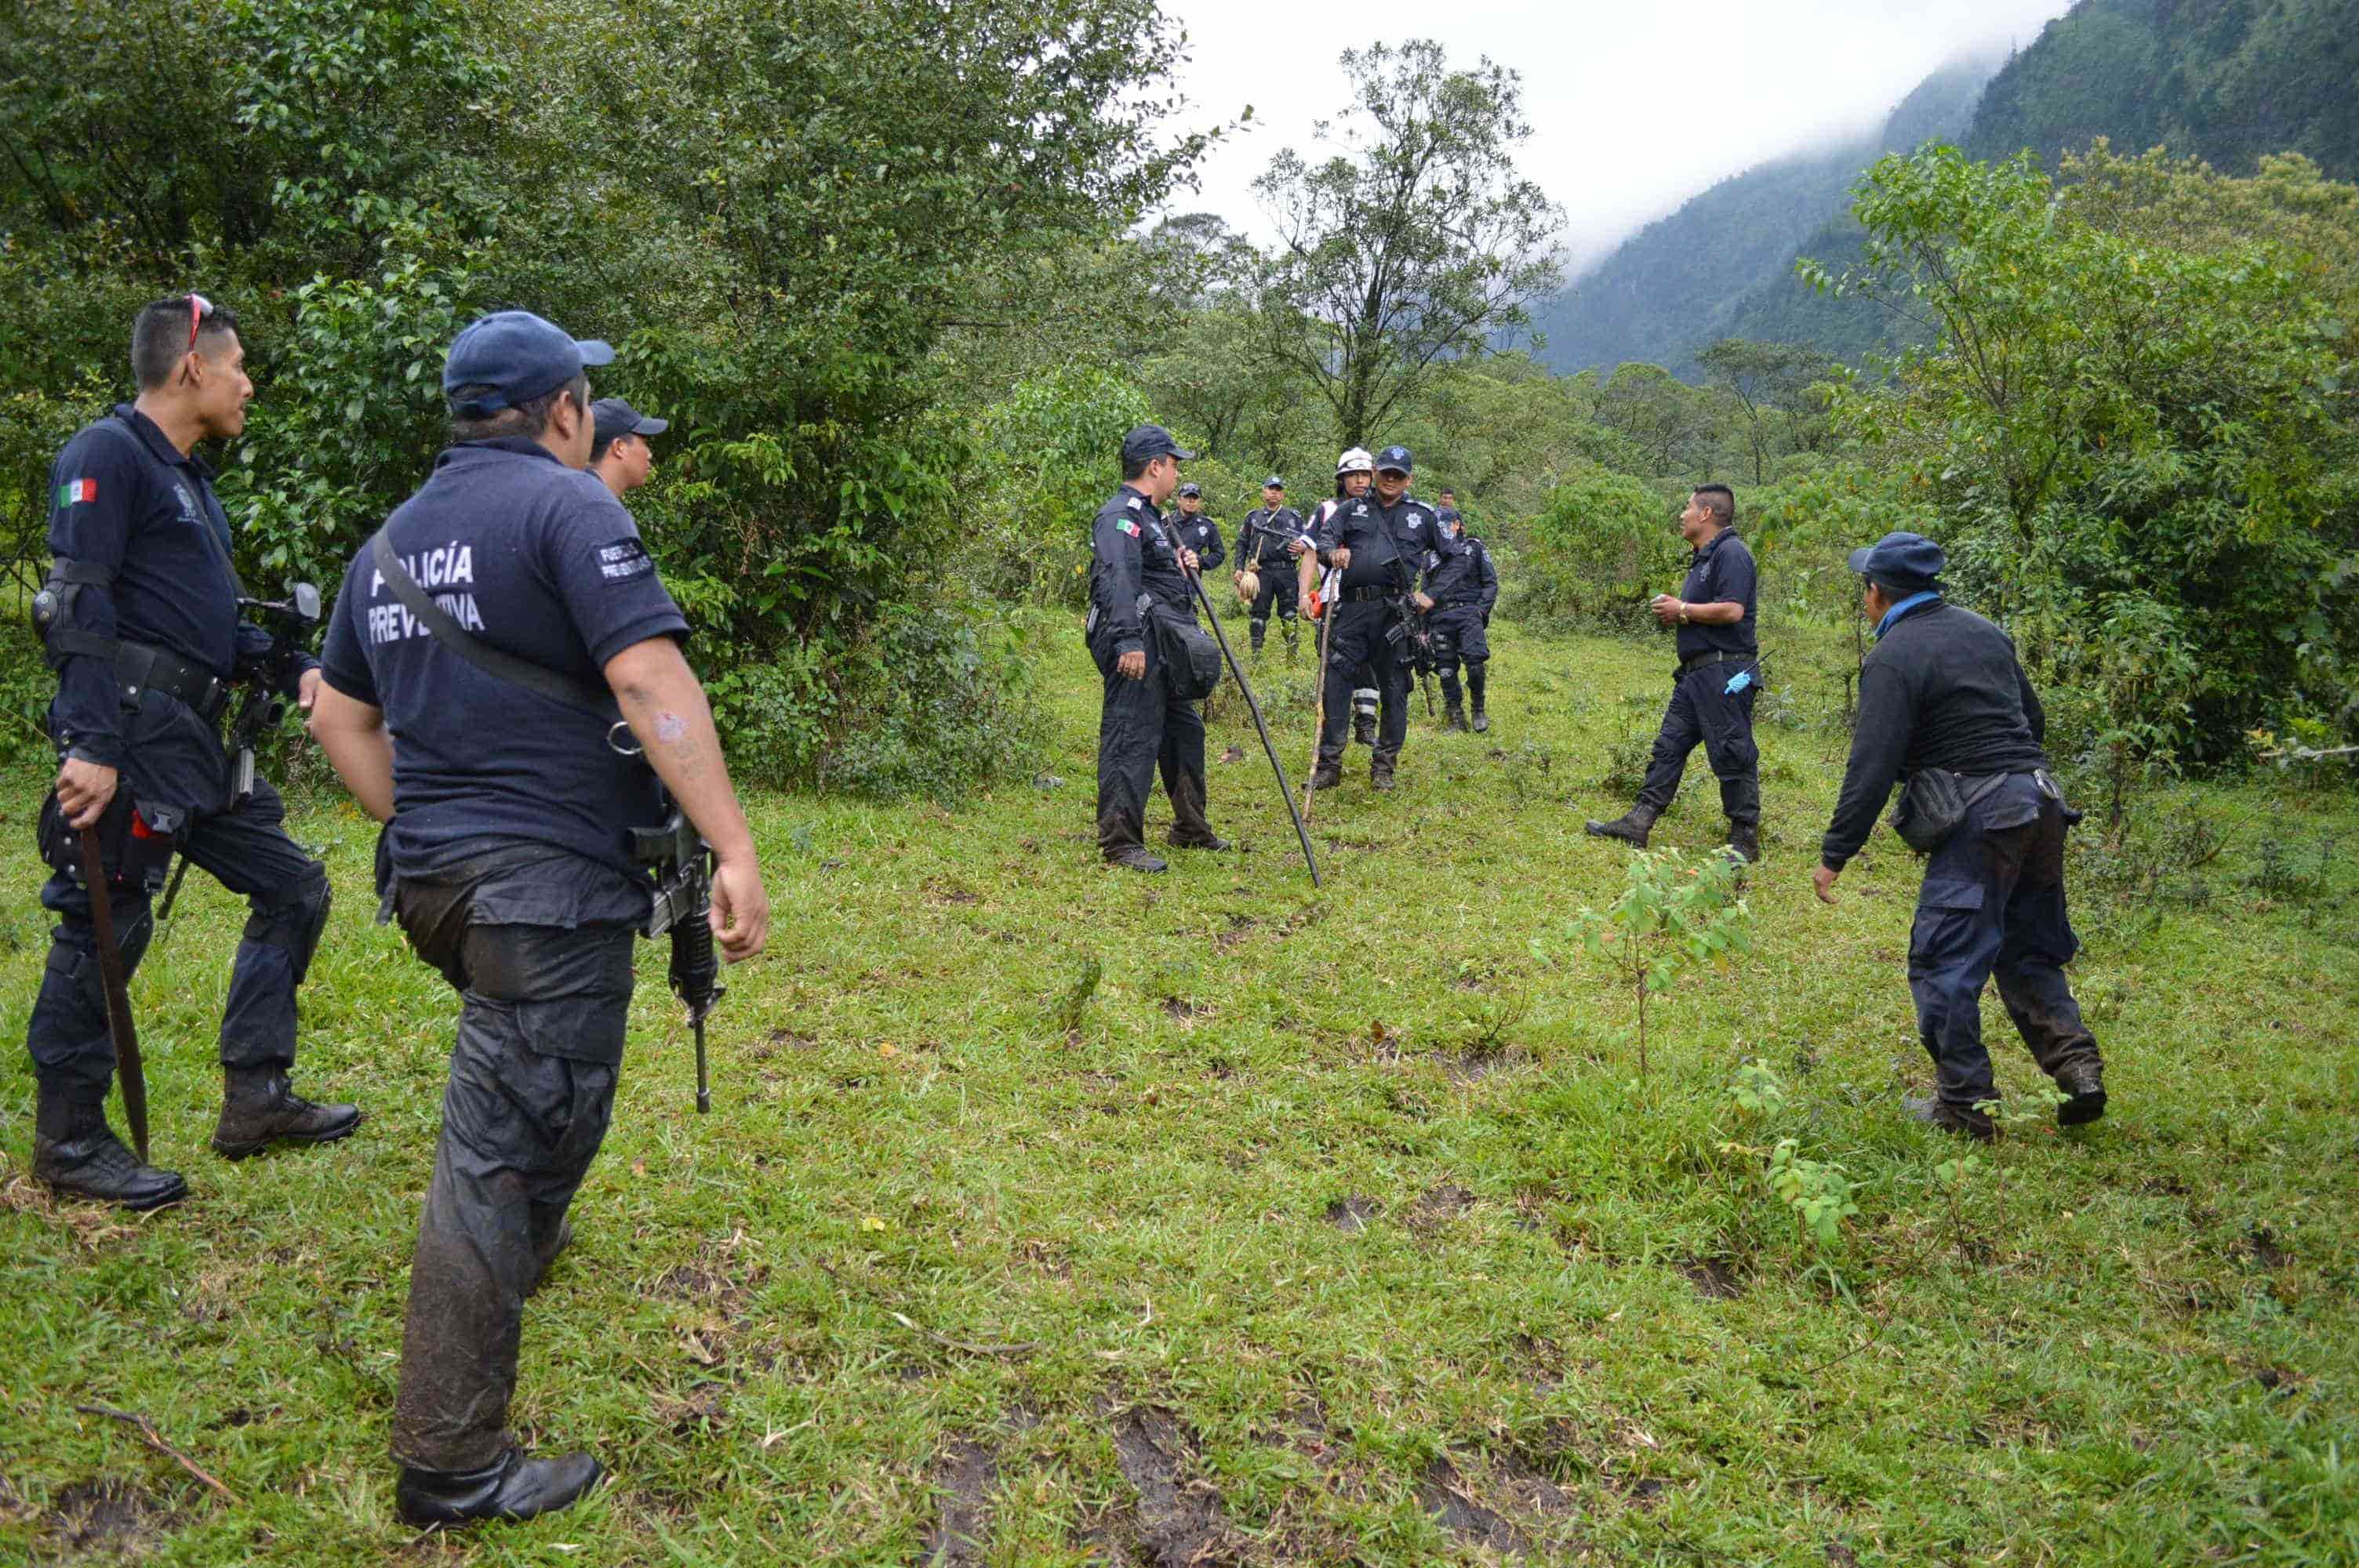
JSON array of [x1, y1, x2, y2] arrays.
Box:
[[386, 855, 635, 1473], [1092, 619, 1216, 858], [1909, 774, 2102, 1111], [1318, 599, 1410, 770], [25, 694, 329, 1098], [1636, 658, 1760, 826]]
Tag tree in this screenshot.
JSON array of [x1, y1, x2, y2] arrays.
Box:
[[1696, 339, 1835, 483], [1592, 363, 1722, 478], [1252, 38, 1563, 448]]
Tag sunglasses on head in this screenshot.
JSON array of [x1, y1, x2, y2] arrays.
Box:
[[186, 292, 213, 353]]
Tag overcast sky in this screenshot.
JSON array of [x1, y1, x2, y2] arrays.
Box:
[[1159, 0, 2077, 276]]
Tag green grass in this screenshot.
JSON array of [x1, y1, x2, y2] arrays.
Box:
[[3, 616, 2356, 1566]]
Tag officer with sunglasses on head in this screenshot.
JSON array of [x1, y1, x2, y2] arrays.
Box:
[[24, 293, 358, 1211]]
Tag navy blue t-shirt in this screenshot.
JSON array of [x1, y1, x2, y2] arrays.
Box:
[[320, 438, 689, 884], [1675, 528, 1757, 661]]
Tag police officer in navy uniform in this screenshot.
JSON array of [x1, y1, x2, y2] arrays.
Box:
[[1426, 492, 1499, 732], [1171, 483, 1225, 574], [1307, 445, 1440, 793], [587, 397, 668, 499], [1813, 533, 2106, 1140], [307, 310, 772, 1525], [1585, 483, 1762, 862], [24, 294, 356, 1210], [1087, 425, 1228, 873], [1234, 476, 1306, 659]]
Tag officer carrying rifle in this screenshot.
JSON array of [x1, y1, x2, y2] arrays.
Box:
[[307, 310, 771, 1526], [24, 294, 355, 1212]]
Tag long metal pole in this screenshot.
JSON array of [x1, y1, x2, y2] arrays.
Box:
[[1178, 560, 1321, 888]]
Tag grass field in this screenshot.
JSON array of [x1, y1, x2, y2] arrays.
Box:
[[3, 611, 2356, 1566]]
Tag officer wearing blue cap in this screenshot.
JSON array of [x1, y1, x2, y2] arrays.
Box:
[[588, 397, 669, 499], [1086, 424, 1228, 870], [1235, 475, 1307, 659], [1307, 444, 1441, 792], [308, 309, 772, 1524], [1425, 489, 1499, 732], [1585, 484, 1762, 860], [24, 293, 355, 1210], [1812, 532, 2106, 1141], [1171, 482, 1225, 575]]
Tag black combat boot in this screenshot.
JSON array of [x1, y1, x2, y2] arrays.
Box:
[[1725, 820, 1761, 864], [211, 1068, 362, 1160], [1352, 714, 1376, 747], [1106, 845, 1169, 874], [1443, 700, 1469, 732], [1470, 702, 1489, 734], [1905, 1096, 1995, 1142], [1166, 830, 1234, 851], [1583, 804, 1658, 848], [2054, 1062, 2106, 1126], [32, 1086, 187, 1210], [1308, 763, 1343, 790], [394, 1446, 603, 1527], [1369, 759, 1397, 793]]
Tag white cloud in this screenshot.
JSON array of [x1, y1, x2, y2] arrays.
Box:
[[1158, 0, 2076, 271]]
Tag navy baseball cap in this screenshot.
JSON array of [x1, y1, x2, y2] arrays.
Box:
[[592, 397, 669, 452], [1375, 445, 1413, 474], [1847, 532, 1946, 592], [443, 310, 612, 418], [1121, 424, 1194, 466], [1176, 482, 1201, 498], [1263, 475, 1285, 489]]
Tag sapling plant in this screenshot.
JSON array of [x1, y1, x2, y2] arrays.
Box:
[[1974, 1081, 2070, 1233], [1539, 848, 1752, 1078], [1767, 1138, 1863, 1249]]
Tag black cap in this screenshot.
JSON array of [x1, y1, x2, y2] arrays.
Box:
[[1176, 482, 1201, 498], [443, 310, 612, 417], [1847, 532, 1946, 592], [1262, 475, 1285, 490], [592, 397, 669, 452], [1375, 445, 1412, 474], [1121, 424, 1195, 466]]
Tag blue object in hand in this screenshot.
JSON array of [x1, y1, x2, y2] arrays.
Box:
[[1725, 668, 1754, 695]]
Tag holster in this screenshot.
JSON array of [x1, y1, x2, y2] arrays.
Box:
[[38, 786, 181, 897]]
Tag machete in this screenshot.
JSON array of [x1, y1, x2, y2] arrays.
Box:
[[76, 825, 151, 1162]]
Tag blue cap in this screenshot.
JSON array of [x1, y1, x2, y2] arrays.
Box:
[[1263, 475, 1285, 489], [1121, 424, 1195, 466], [1847, 531, 1946, 592], [1375, 445, 1412, 474], [443, 310, 614, 418], [591, 397, 668, 452], [1176, 482, 1201, 498]]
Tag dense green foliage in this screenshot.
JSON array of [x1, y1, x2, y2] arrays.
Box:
[[0, 0, 1202, 791]]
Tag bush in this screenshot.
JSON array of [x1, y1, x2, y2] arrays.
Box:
[[1512, 473, 1682, 631]]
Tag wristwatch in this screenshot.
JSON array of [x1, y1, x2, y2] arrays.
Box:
[[1677, 601, 1690, 624]]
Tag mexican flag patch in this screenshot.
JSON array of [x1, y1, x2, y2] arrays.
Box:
[[1120, 520, 1140, 537], [58, 478, 97, 506]]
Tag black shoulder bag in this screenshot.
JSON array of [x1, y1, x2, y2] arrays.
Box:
[[1888, 768, 2008, 855]]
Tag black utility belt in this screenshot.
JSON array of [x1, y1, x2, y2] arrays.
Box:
[[1438, 597, 1484, 610], [118, 641, 232, 723], [1342, 586, 1394, 603], [1678, 649, 1756, 676]]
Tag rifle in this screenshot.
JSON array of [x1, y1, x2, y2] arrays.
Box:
[[631, 804, 723, 1113], [160, 581, 321, 933]]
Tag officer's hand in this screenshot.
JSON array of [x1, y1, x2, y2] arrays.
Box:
[[296, 666, 324, 714], [1329, 546, 1351, 570], [710, 855, 771, 964], [1180, 548, 1200, 573], [1287, 537, 1310, 556], [1812, 864, 1841, 906], [1412, 591, 1434, 612], [1116, 649, 1147, 681], [56, 757, 119, 830], [1651, 593, 1683, 626]]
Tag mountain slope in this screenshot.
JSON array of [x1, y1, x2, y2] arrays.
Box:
[[1528, 57, 1997, 378]]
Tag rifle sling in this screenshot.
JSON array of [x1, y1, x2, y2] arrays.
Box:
[[369, 531, 620, 721]]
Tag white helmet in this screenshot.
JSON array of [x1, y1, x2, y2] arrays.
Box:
[[1336, 447, 1375, 476]]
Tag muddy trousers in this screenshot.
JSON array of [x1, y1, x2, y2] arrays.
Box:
[[1635, 661, 1759, 826], [25, 777, 329, 1098], [1248, 570, 1299, 652], [1907, 779, 2101, 1112], [1093, 638, 1216, 858], [390, 923, 633, 1472], [1318, 601, 1410, 769]]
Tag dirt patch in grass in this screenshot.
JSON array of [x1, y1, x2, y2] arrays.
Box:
[[1417, 1455, 1529, 1556], [1406, 1185, 1476, 1231], [651, 1381, 729, 1439], [1323, 1196, 1378, 1233], [1095, 1404, 1241, 1567], [1680, 1256, 1745, 1300], [42, 1478, 176, 1561], [2237, 1225, 2291, 1270], [922, 1437, 998, 1567]]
